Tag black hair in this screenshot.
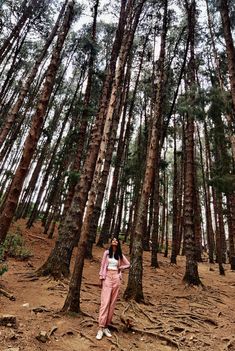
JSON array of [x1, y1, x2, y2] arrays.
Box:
[[108, 237, 123, 260]]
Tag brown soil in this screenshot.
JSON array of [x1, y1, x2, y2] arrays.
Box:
[[0, 219, 235, 351]]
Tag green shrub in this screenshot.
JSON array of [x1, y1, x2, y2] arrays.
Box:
[[0, 245, 8, 276], [2, 232, 32, 260]]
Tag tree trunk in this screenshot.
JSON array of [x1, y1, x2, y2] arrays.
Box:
[[124, 0, 167, 301], [62, 0, 99, 217], [164, 174, 169, 257], [98, 28, 150, 246], [182, 0, 201, 286], [0, 0, 74, 244], [226, 194, 235, 269], [86, 57, 131, 257], [213, 190, 225, 275], [113, 187, 125, 238], [198, 122, 215, 263], [219, 0, 235, 115], [193, 167, 202, 262], [171, 117, 180, 264]]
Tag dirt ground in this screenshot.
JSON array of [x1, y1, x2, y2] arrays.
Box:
[[0, 220, 235, 351]]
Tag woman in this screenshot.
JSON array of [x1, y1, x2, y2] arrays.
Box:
[[96, 237, 130, 340]]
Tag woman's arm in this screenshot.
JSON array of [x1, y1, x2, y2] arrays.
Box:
[[119, 254, 130, 271], [99, 250, 108, 280]]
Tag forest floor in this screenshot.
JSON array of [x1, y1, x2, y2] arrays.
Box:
[[0, 220, 235, 351]]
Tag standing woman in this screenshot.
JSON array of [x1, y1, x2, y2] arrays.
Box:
[[96, 237, 130, 340]]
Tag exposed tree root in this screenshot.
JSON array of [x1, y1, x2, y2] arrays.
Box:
[[17, 272, 39, 282], [79, 317, 96, 327], [80, 331, 96, 344], [132, 301, 158, 323], [107, 334, 126, 351], [132, 327, 179, 349], [224, 338, 235, 350], [120, 301, 180, 348]]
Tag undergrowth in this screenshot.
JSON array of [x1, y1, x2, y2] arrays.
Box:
[[0, 228, 32, 276]]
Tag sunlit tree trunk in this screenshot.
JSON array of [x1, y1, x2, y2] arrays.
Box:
[[171, 117, 180, 264], [198, 122, 215, 263]]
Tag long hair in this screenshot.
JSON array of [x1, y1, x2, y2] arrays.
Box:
[[108, 237, 123, 260]]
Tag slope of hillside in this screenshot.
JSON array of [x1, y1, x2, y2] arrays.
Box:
[[0, 220, 235, 351]]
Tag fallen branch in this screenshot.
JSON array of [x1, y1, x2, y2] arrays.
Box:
[[0, 288, 16, 300], [84, 282, 100, 287]]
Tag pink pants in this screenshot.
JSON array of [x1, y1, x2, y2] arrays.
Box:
[[98, 270, 121, 327]]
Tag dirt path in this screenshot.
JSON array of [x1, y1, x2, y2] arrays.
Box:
[[0, 220, 235, 351]]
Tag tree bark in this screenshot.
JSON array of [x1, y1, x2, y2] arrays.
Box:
[[98, 28, 150, 246], [124, 0, 167, 300], [219, 0, 235, 115], [171, 118, 181, 264], [182, 0, 201, 286], [86, 56, 131, 257], [62, 0, 99, 216], [198, 122, 215, 263]]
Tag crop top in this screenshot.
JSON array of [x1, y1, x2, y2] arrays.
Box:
[[107, 256, 118, 270]]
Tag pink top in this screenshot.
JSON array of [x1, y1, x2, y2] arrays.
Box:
[[99, 249, 130, 280]]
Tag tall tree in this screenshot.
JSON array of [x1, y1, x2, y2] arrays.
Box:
[[124, 0, 168, 301], [62, 0, 99, 216], [182, 0, 201, 285], [219, 0, 235, 115]]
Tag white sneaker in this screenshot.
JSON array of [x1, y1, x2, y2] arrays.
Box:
[[96, 329, 103, 340], [103, 328, 112, 337]]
